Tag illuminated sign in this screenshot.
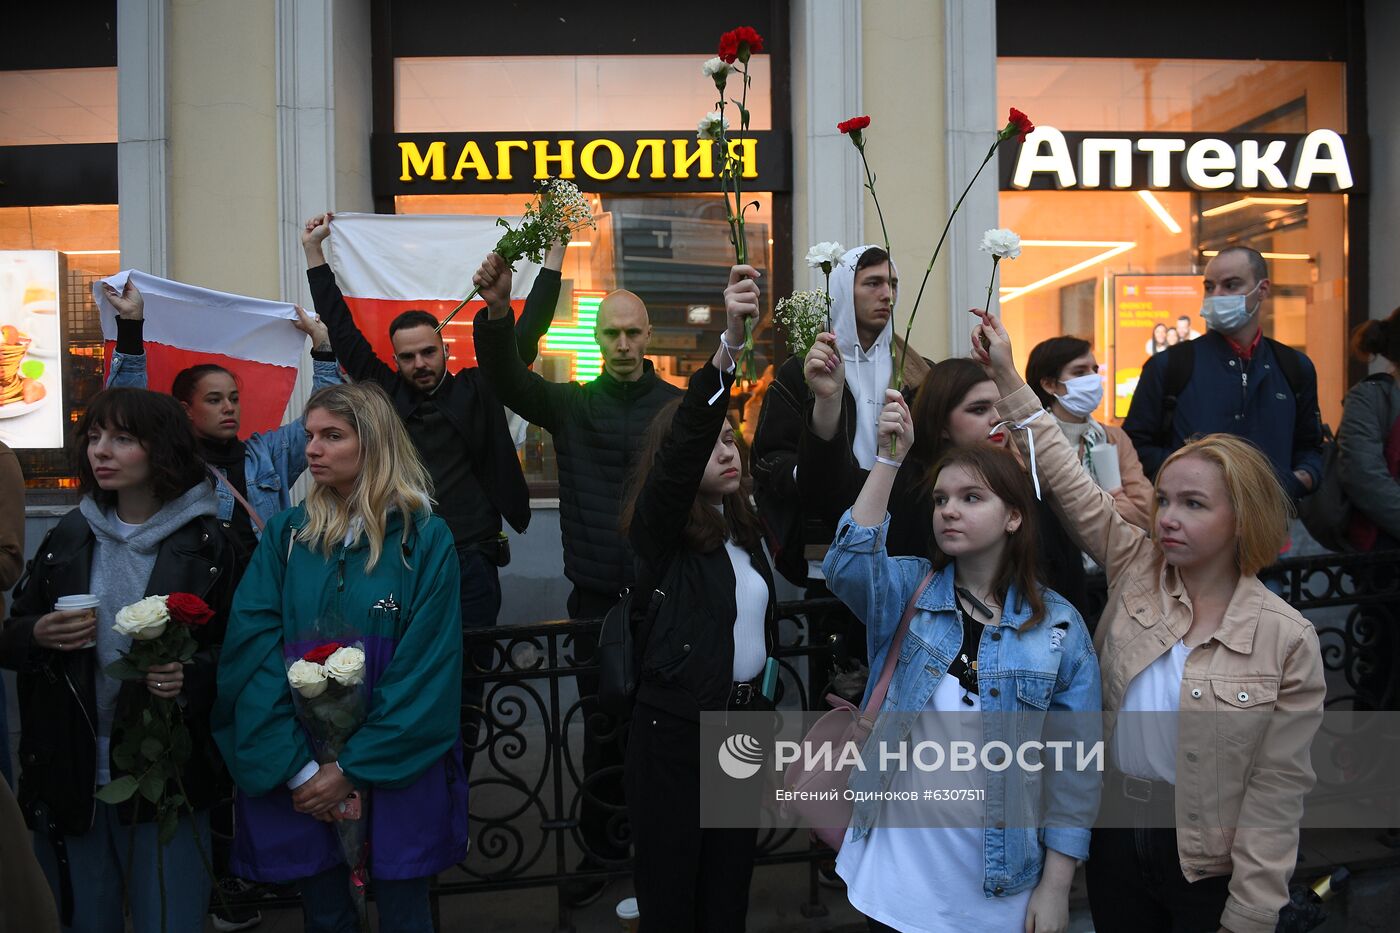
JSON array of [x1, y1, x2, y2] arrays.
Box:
[[374, 131, 792, 195], [1111, 273, 1204, 419], [542, 290, 606, 381], [1001, 127, 1360, 193]]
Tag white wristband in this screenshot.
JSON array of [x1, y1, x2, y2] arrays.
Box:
[[875, 455, 902, 469]]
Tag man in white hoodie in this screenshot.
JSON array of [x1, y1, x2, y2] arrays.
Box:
[[752, 245, 928, 590]]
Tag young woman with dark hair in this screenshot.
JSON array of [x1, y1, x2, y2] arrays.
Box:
[[0, 387, 236, 932], [102, 279, 343, 565], [802, 349, 1092, 618], [823, 393, 1100, 933], [617, 265, 772, 932], [1024, 335, 1153, 533], [973, 309, 1325, 933]]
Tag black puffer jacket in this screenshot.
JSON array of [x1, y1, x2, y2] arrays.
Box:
[[474, 308, 681, 594], [0, 507, 236, 836], [628, 362, 777, 720]]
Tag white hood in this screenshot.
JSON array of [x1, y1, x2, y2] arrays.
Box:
[[829, 244, 895, 469]]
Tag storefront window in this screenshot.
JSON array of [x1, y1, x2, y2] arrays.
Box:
[[0, 206, 119, 488], [393, 53, 781, 492], [997, 58, 1349, 424], [0, 67, 117, 146]]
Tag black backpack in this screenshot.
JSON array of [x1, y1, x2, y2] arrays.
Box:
[[1157, 337, 1311, 450], [1296, 374, 1397, 551]]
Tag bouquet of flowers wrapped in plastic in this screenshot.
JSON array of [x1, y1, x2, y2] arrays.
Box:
[[286, 626, 371, 931]]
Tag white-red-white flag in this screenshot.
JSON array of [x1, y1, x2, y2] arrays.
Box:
[[94, 270, 308, 435]]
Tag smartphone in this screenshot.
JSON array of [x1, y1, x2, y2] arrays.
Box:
[[338, 792, 362, 820], [759, 657, 779, 702]]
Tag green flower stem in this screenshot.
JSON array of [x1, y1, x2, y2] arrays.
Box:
[[823, 269, 832, 333], [896, 138, 1000, 382], [435, 284, 482, 332], [983, 255, 1002, 318]]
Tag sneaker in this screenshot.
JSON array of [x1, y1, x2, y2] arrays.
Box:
[[210, 904, 262, 933], [210, 877, 263, 932], [562, 858, 610, 908]]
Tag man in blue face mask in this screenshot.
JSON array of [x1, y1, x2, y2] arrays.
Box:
[[1122, 246, 1324, 500]]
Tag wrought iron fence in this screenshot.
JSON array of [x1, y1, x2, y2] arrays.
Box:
[[236, 548, 1400, 931]]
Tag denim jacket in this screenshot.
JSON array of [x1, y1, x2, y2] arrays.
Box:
[[106, 349, 342, 532], [823, 509, 1102, 897]]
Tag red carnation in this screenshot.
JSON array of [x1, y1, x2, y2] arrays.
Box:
[[303, 642, 342, 665], [166, 592, 214, 628], [837, 115, 871, 135], [718, 26, 765, 64], [1002, 107, 1035, 143]]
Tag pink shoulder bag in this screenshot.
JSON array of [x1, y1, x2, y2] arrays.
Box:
[[782, 568, 935, 850]]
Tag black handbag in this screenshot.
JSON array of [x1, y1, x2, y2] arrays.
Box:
[[597, 583, 666, 718]]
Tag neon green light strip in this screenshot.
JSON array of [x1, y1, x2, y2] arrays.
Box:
[[543, 292, 605, 381]]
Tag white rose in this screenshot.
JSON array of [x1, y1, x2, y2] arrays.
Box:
[[697, 110, 730, 141], [324, 646, 366, 687], [805, 241, 845, 269], [979, 228, 1022, 260], [287, 659, 329, 698], [113, 595, 169, 641], [702, 57, 731, 80]]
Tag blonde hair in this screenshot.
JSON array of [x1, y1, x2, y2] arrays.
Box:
[[1155, 434, 1294, 577], [297, 383, 434, 572]]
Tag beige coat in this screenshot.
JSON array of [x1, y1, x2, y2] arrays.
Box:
[[1000, 383, 1325, 933]]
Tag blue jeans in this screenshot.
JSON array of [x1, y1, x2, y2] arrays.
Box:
[[31, 802, 211, 933], [301, 865, 432, 933]]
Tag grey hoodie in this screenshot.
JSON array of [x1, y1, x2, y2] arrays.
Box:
[[79, 480, 218, 785]]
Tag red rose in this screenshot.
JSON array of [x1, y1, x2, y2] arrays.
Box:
[[1007, 107, 1035, 143], [837, 115, 871, 135], [303, 642, 342, 665], [166, 592, 214, 628], [718, 26, 765, 63]]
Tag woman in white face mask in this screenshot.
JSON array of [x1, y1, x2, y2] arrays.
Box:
[[1025, 337, 1154, 532]]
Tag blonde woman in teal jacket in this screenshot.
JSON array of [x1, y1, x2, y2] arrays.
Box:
[[213, 382, 466, 933]]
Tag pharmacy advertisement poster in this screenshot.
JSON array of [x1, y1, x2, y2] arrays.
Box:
[[1111, 274, 1204, 419]]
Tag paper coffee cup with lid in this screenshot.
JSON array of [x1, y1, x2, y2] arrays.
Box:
[[54, 594, 100, 648], [615, 897, 640, 932]]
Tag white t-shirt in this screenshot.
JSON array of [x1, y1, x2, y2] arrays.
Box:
[[1113, 639, 1191, 783], [837, 669, 1033, 932], [724, 538, 768, 682]]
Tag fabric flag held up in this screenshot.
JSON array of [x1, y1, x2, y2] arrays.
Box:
[[322, 212, 542, 369], [94, 270, 308, 435]]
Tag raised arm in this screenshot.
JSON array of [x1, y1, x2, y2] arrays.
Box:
[[629, 266, 757, 564], [302, 212, 397, 387], [471, 252, 572, 433], [797, 333, 866, 525], [515, 241, 565, 365], [253, 305, 345, 485], [972, 309, 1156, 581], [102, 280, 148, 389]]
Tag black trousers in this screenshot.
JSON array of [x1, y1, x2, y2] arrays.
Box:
[[569, 586, 630, 862], [625, 703, 757, 932], [1086, 827, 1231, 933], [458, 546, 501, 777]]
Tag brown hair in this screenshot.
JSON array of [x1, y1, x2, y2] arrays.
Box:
[[907, 358, 995, 467], [925, 445, 1046, 629], [1156, 435, 1293, 577], [619, 397, 764, 553], [75, 387, 210, 508], [1350, 307, 1400, 366], [1025, 336, 1093, 409]]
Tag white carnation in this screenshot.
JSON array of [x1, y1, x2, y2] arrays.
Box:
[[287, 659, 329, 698], [702, 57, 731, 80], [805, 241, 845, 269], [324, 646, 366, 687], [113, 595, 169, 641], [979, 228, 1022, 260], [697, 110, 730, 141]]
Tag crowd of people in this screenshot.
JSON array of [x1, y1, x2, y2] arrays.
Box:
[[0, 225, 1396, 933]]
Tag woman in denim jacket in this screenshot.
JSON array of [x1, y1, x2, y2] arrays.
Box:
[[824, 388, 1101, 933], [102, 279, 343, 567]]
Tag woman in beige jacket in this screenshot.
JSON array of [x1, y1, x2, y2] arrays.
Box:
[[972, 310, 1324, 933]]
